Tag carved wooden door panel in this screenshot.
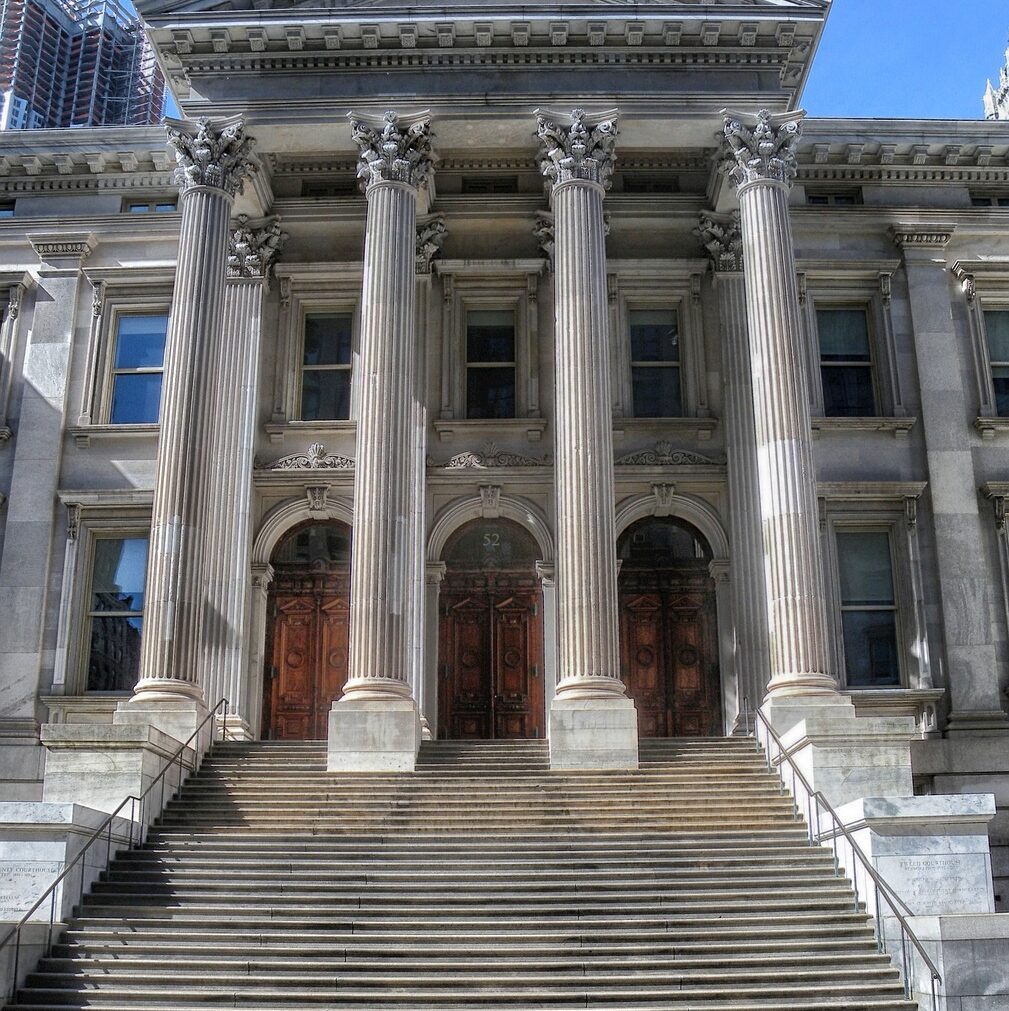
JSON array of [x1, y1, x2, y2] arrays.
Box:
[[439, 576, 544, 739], [265, 573, 351, 740], [667, 592, 718, 737], [620, 593, 671, 737]]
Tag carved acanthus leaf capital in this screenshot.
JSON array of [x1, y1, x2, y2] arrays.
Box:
[[350, 110, 435, 192], [719, 109, 803, 190], [416, 216, 447, 274], [695, 212, 743, 272], [535, 108, 618, 190], [165, 116, 257, 197], [533, 212, 554, 269], [228, 215, 286, 278]]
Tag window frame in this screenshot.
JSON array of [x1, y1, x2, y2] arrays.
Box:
[[106, 311, 171, 426], [296, 310, 356, 423], [981, 307, 1009, 419], [121, 198, 178, 214], [813, 304, 880, 418], [626, 305, 685, 419], [464, 306, 518, 420], [78, 270, 175, 431], [818, 483, 930, 693]]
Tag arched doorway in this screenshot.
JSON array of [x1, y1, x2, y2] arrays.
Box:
[[438, 518, 545, 740], [262, 521, 352, 740], [618, 516, 722, 737]]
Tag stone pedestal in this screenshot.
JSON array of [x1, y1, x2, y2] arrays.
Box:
[[328, 111, 433, 772], [123, 117, 257, 745], [535, 108, 637, 769]]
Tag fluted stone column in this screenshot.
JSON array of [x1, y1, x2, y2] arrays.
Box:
[[328, 111, 433, 772], [719, 110, 844, 732], [116, 117, 257, 745], [536, 108, 637, 769], [197, 217, 284, 739], [697, 213, 771, 732]]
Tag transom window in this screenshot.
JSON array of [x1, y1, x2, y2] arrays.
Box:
[[806, 189, 863, 206], [86, 537, 148, 692], [630, 309, 682, 418], [300, 313, 352, 421], [110, 314, 168, 424], [461, 177, 518, 194], [466, 309, 516, 419], [124, 200, 177, 213], [983, 310, 1009, 416], [836, 531, 900, 688], [816, 308, 876, 417], [971, 194, 1009, 208]]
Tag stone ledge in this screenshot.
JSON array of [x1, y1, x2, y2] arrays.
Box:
[[811, 415, 917, 438], [836, 795, 997, 832], [40, 723, 187, 760]]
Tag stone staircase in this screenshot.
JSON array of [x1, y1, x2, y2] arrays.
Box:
[[5, 738, 917, 1009]]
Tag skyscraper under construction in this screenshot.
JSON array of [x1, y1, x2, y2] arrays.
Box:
[[0, 0, 164, 129]]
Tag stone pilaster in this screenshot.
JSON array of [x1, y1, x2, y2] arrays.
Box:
[[117, 117, 257, 745], [328, 111, 433, 771], [0, 235, 92, 798], [720, 109, 841, 732], [697, 212, 770, 731], [536, 108, 637, 769], [198, 216, 284, 739], [896, 228, 1009, 734]]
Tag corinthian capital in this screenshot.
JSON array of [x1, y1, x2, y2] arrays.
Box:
[[535, 108, 618, 190], [719, 109, 803, 190], [165, 116, 257, 197], [228, 215, 286, 278], [695, 212, 743, 272], [350, 111, 435, 191]]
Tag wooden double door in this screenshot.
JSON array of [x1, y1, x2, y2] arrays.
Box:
[[619, 569, 721, 738], [438, 571, 544, 740], [263, 570, 350, 740]]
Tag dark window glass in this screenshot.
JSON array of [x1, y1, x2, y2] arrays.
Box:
[[110, 314, 168, 424], [630, 310, 681, 417], [87, 537, 148, 692], [303, 179, 357, 198], [154, 202, 177, 212], [0, 203, 14, 217], [984, 311, 1009, 416], [618, 517, 712, 567], [461, 176, 519, 194], [806, 194, 830, 206], [466, 310, 515, 419], [621, 174, 678, 194], [301, 313, 353, 421], [817, 308, 876, 417], [274, 522, 352, 567], [128, 203, 149, 213], [972, 197, 994, 207], [837, 532, 900, 687]]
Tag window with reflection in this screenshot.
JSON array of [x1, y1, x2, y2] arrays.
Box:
[[983, 310, 1009, 416], [617, 517, 712, 568], [110, 314, 168, 424], [630, 309, 682, 417], [86, 537, 148, 691], [466, 310, 516, 419], [817, 308, 877, 417], [273, 522, 352, 570], [443, 519, 539, 570], [836, 531, 900, 687], [301, 313, 353, 421]]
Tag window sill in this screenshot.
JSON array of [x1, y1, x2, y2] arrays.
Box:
[[433, 417, 548, 444], [845, 686, 945, 738], [264, 420, 356, 445], [975, 416, 1009, 440], [613, 416, 719, 442], [68, 424, 158, 448], [811, 416, 917, 439]]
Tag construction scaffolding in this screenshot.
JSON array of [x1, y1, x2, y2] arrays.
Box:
[[0, 0, 164, 129]]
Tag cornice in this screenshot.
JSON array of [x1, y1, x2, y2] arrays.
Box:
[[817, 481, 928, 502], [891, 225, 955, 250]]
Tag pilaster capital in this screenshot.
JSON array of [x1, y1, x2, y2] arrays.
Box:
[[719, 108, 803, 190], [695, 211, 743, 272], [165, 116, 257, 198], [533, 211, 554, 270], [416, 215, 447, 274], [535, 107, 618, 191], [227, 215, 286, 278], [28, 232, 96, 266], [350, 110, 435, 192], [425, 561, 447, 586]]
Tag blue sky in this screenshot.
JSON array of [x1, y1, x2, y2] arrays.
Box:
[[802, 0, 1008, 120]]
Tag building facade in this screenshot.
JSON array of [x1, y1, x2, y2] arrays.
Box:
[[1, 0, 1009, 922], [0, 0, 165, 130]]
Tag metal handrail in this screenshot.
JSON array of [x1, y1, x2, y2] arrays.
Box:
[[0, 697, 231, 1000], [743, 698, 941, 1009]]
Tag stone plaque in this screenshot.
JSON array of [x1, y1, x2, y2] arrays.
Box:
[[0, 861, 63, 919]]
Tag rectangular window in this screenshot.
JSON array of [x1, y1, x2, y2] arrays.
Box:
[[984, 310, 1009, 416], [461, 176, 519, 195], [300, 312, 352, 421], [466, 309, 516, 419], [124, 200, 177, 213], [817, 308, 876, 417], [630, 309, 681, 417], [806, 189, 863, 206], [0, 202, 14, 217], [110, 314, 169, 424], [621, 174, 678, 194], [86, 537, 148, 692], [836, 531, 900, 687]]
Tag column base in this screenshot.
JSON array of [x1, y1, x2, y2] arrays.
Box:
[[114, 685, 210, 750], [217, 713, 253, 742], [327, 697, 421, 772], [760, 690, 854, 738], [549, 697, 638, 770], [420, 716, 433, 742]]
